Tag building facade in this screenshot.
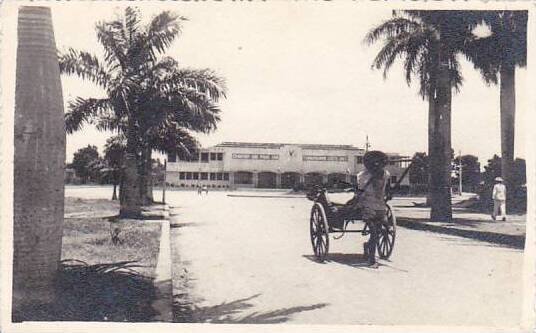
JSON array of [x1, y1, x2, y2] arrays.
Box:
[[167, 142, 410, 189]]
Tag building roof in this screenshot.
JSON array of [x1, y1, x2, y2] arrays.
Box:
[[214, 141, 364, 151]]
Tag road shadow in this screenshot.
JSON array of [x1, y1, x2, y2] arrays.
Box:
[[173, 293, 328, 323], [12, 260, 158, 322], [302, 253, 370, 268], [302, 254, 406, 272], [397, 217, 525, 249], [170, 222, 202, 229]]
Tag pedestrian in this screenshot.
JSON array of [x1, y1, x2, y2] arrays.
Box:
[[492, 177, 507, 221], [357, 150, 391, 268]]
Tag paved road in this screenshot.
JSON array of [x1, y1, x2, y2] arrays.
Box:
[[168, 191, 523, 326]]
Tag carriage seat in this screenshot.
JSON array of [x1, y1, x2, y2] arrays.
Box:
[[326, 192, 355, 206]]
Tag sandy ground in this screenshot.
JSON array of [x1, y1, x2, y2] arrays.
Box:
[[169, 190, 524, 326]]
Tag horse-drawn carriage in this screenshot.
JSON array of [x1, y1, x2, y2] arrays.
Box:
[[306, 183, 397, 262]]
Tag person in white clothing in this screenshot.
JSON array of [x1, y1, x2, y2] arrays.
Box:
[[492, 177, 506, 221]]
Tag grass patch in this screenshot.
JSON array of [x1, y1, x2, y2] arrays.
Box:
[[13, 197, 162, 322], [62, 198, 160, 278]]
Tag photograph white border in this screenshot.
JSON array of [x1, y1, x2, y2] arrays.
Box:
[[1, 1, 535, 332]]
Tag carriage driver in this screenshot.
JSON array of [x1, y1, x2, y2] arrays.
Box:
[[357, 151, 391, 268]]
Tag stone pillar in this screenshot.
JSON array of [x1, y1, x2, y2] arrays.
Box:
[[322, 174, 328, 185], [252, 172, 259, 188], [13, 6, 65, 310], [275, 173, 281, 188], [229, 172, 235, 190], [299, 173, 305, 184]]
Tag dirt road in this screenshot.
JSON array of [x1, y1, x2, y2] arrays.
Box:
[[169, 191, 523, 326]]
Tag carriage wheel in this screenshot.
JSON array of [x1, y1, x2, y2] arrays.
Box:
[[310, 203, 329, 262], [377, 204, 396, 259]]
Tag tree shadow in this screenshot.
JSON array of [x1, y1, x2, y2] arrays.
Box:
[[12, 260, 158, 322], [437, 236, 523, 252], [397, 217, 525, 249], [173, 293, 328, 324]]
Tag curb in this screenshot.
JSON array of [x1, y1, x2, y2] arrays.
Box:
[[227, 194, 305, 199], [397, 218, 525, 250], [151, 205, 173, 322]]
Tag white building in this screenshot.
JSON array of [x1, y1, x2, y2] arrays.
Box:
[[166, 142, 410, 189]]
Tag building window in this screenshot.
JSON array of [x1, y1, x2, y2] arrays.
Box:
[[200, 172, 208, 180], [201, 152, 209, 162], [210, 152, 217, 161], [193, 172, 199, 180], [179, 172, 185, 180], [186, 172, 192, 180], [217, 153, 223, 161], [391, 176, 397, 183], [232, 153, 249, 159], [223, 173, 229, 181], [304, 155, 347, 162], [168, 153, 177, 163], [356, 156, 364, 164], [216, 173, 223, 180], [210, 173, 216, 180]]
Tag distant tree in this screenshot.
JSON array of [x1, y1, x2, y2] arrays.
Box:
[[482, 154, 502, 185], [409, 152, 429, 185], [88, 158, 107, 184], [70, 145, 101, 183], [104, 136, 126, 200], [481, 154, 526, 211], [512, 158, 526, 187], [452, 154, 481, 193]]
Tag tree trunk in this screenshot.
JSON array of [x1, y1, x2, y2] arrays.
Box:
[[500, 64, 516, 210], [139, 145, 154, 205], [146, 148, 154, 203], [119, 169, 124, 202], [425, 96, 435, 206], [112, 183, 118, 200], [429, 58, 453, 222], [120, 120, 142, 218]]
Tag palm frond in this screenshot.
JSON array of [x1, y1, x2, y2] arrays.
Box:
[[364, 15, 423, 46], [65, 97, 112, 134], [124, 7, 142, 45], [168, 88, 221, 133], [141, 11, 184, 62], [59, 48, 111, 89], [172, 68, 227, 101], [96, 20, 128, 70], [149, 125, 200, 156]]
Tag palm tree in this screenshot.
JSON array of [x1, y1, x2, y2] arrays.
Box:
[[365, 11, 478, 221], [464, 11, 527, 208], [60, 7, 226, 215], [136, 64, 225, 204]]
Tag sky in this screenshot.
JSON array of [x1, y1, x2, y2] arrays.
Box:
[[36, 2, 529, 164]]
